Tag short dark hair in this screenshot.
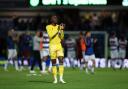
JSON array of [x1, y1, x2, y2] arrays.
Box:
[[48, 14, 57, 23], [110, 31, 116, 36], [85, 31, 91, 36], [79, 31, 83, 35]]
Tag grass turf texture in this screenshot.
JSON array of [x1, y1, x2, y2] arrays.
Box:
[[0, 67, 128, 89]]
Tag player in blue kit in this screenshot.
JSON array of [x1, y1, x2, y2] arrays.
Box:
[[4, 29, 19, 71], [19, 32, 32, 70], [84, 31, 95, 74]]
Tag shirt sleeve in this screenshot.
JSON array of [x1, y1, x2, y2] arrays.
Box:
[[59, 30, 64, 40], [80, 39, 86, 51]]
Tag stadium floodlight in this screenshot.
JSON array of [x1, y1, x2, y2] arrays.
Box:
[[122, 0, 128, 6], [30, 0, 40, 7]]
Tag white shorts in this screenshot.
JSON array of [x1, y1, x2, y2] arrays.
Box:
[[119, 49, 126, 59], [110, 50, 118, 59], [8, 49, 17, 59], [84, 54, 95, 62], [40, 49, 49, 59], [67, 51, 76, 58]]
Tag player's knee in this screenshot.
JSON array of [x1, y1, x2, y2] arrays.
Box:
[[13, 56, 17, 60], [42, 56, 48, 61], [52, 59, 56, 66], [58, 56, 64, 65]]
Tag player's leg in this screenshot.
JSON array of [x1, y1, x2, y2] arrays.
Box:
[[13, 49, 19, 71], [64, 57, 70, 67], [20, 50, 25, 70], [57, 45, 66, 83], [26, 50, 31, 69], [48, 60, 52, 72], [41, 50, 48, 73], [80, 51, 85, 70], [20, 57, 24, 70], [42, 56, 48, 73], [122, 50, 126, 69], [4, 49, 11, 71], [84, 55, 89, 74], [36, 51, 43, 72], [21, 49, 30, 70], [120, 49, 125, 69], [30, 51, 37, 73], [110, 50, 116, 70], [90, 54, 95, 74], [49, 45, 58, 83], [68, 51, 74, 68], [114, 50, 119, 69], [46, 50, 52, 72], [40, 50, 45, 72], [58, 56, 66, 83], [80, 58, 85, 70], [70, 51, 76, 68], [27, 56, 31, 69], [51, 59, 57, 83]]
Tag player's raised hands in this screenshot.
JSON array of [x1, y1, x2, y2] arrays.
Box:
[[59, 23, 65, 30]]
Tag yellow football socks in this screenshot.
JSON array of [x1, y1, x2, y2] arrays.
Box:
[[52, 66, 57, 80], [59, 65, 64, 79]]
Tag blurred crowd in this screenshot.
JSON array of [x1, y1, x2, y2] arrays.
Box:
[[0, 11, 128, 61], [0, 11, 128, 34], [0, 29, 127, 70]]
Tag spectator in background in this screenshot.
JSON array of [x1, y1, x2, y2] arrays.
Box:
[[19, 32, 32, 70], [84, 31, 95, 74], [40, 31, 52, 73], [93, 37, 100, 58], [18, 19, 27, 31], [65, 35, 76, 68], [76, 32, 86, 70], [12, 16, 19, 30], [90, 13, 99, 30], [76, 32, 83, 64], [4, 29, 19, 71], [118, 34, 127, 69], [109, 32, 118, 70], [30, 31, 43, 74]]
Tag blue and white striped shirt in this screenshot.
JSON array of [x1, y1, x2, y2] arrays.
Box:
[[42, 31, 49, 50]]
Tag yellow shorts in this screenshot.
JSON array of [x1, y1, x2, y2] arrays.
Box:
[[49, 44, 64, 59]]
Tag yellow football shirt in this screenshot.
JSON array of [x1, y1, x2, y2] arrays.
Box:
[[46, 24, 64, 45]]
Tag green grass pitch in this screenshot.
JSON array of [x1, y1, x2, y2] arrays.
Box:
[[0, 67, 128, 89]]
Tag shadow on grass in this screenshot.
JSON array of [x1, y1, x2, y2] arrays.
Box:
[[28, 80, 52, 84]]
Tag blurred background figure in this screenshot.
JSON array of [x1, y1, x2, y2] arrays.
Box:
[[40, 31, 52, 73], [84, 31, 95, 74], [76, 32, 86, 70], [109, 32, 118, 70], [118, 34, 127, 69], [65, 35, 76, 68], [30, 31, 43, 74], [0, 0, 127, 72], [19, 31, 32, 70], [93, 37, 100, 58], [4, 29, 19, 71]]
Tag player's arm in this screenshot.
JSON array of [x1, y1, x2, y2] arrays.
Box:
[[85, 38, 90, 46], [126, 39, 127, 45], [59, 30, 64, 40], [80, 39, 86, 51], [116, 37, 118, 46], [59, 23, 65, 40], [35, 36, 43, 43]]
